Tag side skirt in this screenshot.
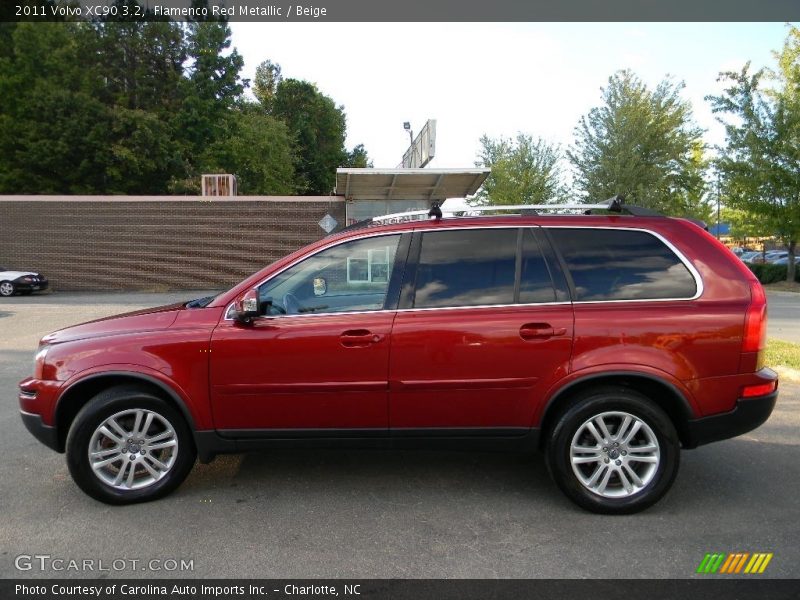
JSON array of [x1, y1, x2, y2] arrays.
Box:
[[194, 428, 540, 464]]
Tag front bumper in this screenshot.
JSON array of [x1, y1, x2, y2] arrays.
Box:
[[684, 391, 778, 448], [20, 410, 60, 452], [15, 279, 49, 292], [19, 378, 63, 452]]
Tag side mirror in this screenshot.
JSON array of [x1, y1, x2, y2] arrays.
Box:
[[313, 277, 327, 296], [232, 288, 260, 324]]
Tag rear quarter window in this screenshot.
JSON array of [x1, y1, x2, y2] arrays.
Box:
[[547, 228, 697, 301]]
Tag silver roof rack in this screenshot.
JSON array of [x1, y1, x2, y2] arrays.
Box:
[[372, 202, 614, 223], [371, 195, 664, 223], [335, 196, 674, 236]]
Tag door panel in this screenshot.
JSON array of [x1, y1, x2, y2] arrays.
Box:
[[209, 233, 405, 433], [389, 305, 573, 429], [388, 227, 573, 431], [210, 313, 394, 430]]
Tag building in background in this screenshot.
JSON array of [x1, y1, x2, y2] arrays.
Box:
[[335, 168, 488, 224]]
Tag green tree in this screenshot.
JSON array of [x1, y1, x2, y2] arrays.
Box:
[[0, 23, 109, 193], [680, 142, 714, 222], [199, 102, 296, 195], [0, 21, 193, 194], [178, 16, 245, 173], [90, 19, 186, 114], [0, 21, 19, 61], [343, 144, 373, 168], [184, 18, 244, 113], [272, 79, 347, 194], [707, 26, 800, 281], [253, 59, 282, 110], [569, 70, 706, 214], [95, 107, 185, 194], [722, 207, 774, 244], [87, 20, 186, 192], [473, 133, 564, 205], [0, 18, 369, 197]]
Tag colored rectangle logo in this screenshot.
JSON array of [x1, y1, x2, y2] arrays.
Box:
[[697, 552, 773, 574]]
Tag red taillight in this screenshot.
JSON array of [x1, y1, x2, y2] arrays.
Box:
[[741, 380, 777, 398], [743, 279, 767, 353]]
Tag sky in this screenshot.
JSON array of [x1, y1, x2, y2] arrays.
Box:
[[229, 22, 791, 170]]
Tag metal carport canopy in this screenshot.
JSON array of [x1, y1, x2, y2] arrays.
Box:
[[335, 168, 490, 201]]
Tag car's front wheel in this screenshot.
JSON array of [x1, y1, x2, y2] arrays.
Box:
[[66, 385, 196, 504], [545, 387, 680, 514]]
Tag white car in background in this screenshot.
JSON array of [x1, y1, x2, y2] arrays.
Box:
[[0, 267, 49, 297], [765, 251, 789, 264], [739, 251, 761, 263]]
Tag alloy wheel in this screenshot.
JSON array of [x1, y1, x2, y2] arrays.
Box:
[[87, 408, 179, 490], [569, 411, 660, 498]]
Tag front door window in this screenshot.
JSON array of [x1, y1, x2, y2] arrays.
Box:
[[259, 234, 401, 316]]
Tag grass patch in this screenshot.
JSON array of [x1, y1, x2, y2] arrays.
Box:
[[765, 339, 800, 370], [766, 339, 800, 383]]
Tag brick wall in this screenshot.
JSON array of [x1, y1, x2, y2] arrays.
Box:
[[0, 196, 346, 291]]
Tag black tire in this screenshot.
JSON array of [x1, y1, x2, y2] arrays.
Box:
[[66, 385, 196, 504], [0, 281, 15, 297], [545, 386, 680, 514]]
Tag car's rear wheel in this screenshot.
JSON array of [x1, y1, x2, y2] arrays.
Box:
[[0, 281, 15, 297], [66, 385, 196, 504], [545, 387, 680, 514]]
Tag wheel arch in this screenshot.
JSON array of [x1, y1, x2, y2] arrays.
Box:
[[54, 372, 197, 453], [539, 371, 696, 449]]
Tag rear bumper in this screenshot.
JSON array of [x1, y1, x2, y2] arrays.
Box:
[[20, 410, 60, 452], [685, 391, 778, 448]]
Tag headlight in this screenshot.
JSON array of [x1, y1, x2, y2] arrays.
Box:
[[34, 345, 49, 379]]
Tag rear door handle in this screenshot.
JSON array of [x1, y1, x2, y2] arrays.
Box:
[[519, 323, 567, 340], [340, 329, 383, 348]]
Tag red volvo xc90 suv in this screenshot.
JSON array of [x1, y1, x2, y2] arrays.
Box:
[[18, 200, 778, 513]]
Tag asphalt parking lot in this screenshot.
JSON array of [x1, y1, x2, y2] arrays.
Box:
[[766, 290, 800, 343], [1, 292, 799, 579]]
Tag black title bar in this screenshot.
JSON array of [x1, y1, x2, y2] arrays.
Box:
[[3, 579, 800, 600], [5, 0, 800, 22]]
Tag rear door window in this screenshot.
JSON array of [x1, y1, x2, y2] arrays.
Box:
[[413, 229, 517, 308], [410, 228, 562, 308], [547, 228, 697, 301]]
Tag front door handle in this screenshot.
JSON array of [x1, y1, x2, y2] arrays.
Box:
[[519, 323, 567, 341], [340, 329, 383, 348]]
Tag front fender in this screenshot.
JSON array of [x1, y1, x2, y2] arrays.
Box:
[[56, 365, 209, 430]]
